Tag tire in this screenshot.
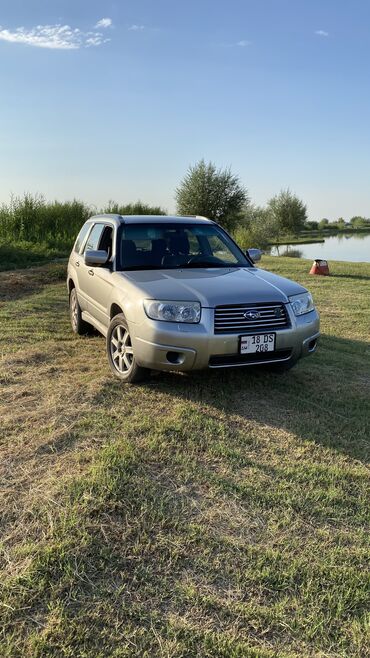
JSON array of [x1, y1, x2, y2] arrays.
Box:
[[106, 313, 149, 383], [69, 287, 92, 335]]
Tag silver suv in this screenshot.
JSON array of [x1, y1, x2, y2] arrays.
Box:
[[67, 215, 320, 382]]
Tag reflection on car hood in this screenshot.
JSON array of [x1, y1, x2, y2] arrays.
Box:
[[116, 267, 306, 307]]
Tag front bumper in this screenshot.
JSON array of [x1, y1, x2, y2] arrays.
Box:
[[131, 306, 320, 371]]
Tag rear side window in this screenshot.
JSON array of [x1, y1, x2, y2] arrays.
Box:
[[74, 223, 91, 253], [84, 224, 105, 252]]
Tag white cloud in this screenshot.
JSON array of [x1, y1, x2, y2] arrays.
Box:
[[236, 39, 251, 47], [315, 30, 329, 37], [128, 24, 145, 31], [95, 18, 112, 29], [0, 23, 110, 50]]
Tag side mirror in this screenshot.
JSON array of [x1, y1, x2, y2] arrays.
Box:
[[84, 249, 109, 267], [247, 248, 262, 263]]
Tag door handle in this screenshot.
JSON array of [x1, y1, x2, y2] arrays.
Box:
[[75, 261, 80, 267], [88, 269, 94, 276]]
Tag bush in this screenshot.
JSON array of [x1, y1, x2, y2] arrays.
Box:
[[234, 205, 279, 250], [103, 201, 166, 215], [280, 248, 303, 258], [318, 218, 330, 230], [0, 194, 91, 248], [267, 189, 307, 236], [0, 195, 167, 250], [305, 220, 319, 230], [350, 216, 367, 228]]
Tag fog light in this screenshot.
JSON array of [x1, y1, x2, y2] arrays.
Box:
[[166, 351, 182, 364]]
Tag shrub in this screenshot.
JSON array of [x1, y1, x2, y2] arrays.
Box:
[[103, 201, 166, 215], [318, 218, 330, 230], [0, 195, 166, 249], [267, 189, 307, 237]]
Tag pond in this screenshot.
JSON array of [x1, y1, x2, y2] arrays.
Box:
[[270, 232, 370, 263]]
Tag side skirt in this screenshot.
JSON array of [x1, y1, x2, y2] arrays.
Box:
[[81, 311, 108, 337]]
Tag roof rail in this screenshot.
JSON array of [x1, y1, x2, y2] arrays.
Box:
[[182, 214, 211, 220]]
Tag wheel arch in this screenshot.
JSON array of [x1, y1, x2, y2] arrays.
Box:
[[110, 303, 125, 320], [68, 277, 76, 294]]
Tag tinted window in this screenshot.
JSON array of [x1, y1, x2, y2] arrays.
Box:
[[99, 226, 114, 258], [117, 223, 250, 270], [74, 223, 91, 253], [84, 224, 105, 252]]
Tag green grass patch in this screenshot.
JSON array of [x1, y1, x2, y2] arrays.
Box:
[[0, 241, 69, 271], [0, 256, 369, 657]]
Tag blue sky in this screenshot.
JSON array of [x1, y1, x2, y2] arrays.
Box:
[[0, 0, 370, 219]]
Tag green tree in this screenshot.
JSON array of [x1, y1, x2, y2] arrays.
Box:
[[305, 220, 319, 230], [350, 216, 366, 228], [175, 160, 248, 231], [318, 218, 330, 230], [336, 217, 346, 230], [267, 189, 307, 237]]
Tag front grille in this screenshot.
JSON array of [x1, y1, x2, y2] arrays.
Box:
[[209, 349, 292, 367], [214, 302, 289, 334]]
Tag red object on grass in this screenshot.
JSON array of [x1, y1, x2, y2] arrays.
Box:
[[309, 259, 330, 275]]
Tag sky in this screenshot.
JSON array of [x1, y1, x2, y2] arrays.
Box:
[[1, 0, 370, 220]]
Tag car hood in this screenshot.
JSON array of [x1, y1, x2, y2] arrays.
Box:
[[117, 267, 306, 307]]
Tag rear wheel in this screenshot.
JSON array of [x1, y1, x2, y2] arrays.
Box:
[[69, 287, 91, 335], [106, 314, 149, 383]]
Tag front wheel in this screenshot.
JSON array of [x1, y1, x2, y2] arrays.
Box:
[[106, 314, 149, 383]]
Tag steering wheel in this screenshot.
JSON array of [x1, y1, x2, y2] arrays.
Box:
[[186, 254, 224, 265]]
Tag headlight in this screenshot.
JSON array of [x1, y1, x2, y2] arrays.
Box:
[[144, 300, 201, 323], [289, 292, 315, 316]]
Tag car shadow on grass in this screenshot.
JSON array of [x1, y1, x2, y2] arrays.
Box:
[[329, 273, 370, 281], [95, 333, 370, 465]]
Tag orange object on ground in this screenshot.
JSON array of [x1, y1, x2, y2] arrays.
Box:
[[309, 259, 330, 275]]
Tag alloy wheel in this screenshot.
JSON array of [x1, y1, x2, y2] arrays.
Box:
[[110, 325, 134, 374]]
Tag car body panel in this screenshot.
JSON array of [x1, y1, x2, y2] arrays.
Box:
[[67, 214, 320, 373], [114, 266, 306, 308]]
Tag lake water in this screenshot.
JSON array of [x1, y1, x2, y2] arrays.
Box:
[[271, 233, 370, 263]]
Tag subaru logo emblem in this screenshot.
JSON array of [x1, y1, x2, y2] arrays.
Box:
[[244, 310, 260, 320]]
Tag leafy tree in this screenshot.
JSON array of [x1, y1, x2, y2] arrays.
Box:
[[350, 216, 366, 228], [336, 217, 346, 230], [267, 189, 307, 237], [305, 220, 319, 230], [318, 218, 330, 230], [175, 160, 248, 231]]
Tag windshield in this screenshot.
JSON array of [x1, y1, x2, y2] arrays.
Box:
[[116, 222, 251, 271]]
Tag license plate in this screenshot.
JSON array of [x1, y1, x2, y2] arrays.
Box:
[[240, 333, 276, 354]]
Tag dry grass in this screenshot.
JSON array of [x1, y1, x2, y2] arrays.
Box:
[[0, 257, 369, 657]]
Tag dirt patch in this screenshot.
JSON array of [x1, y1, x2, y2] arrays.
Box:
[[0, 262, 66, 302]]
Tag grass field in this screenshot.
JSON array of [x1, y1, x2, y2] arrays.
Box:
[[0, 256, 369, 657]]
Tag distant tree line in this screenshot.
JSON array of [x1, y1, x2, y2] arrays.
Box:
[[176, 160, 308, 248], [176, 160, 370, 248], [1, 161, 369, 251]]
